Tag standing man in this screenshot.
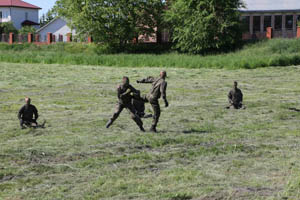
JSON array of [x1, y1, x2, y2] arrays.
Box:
[[106, 76, 145, 132], [227, 81, 244, 109], [18, 97, 39, 129], [137, 71, 169, 132]]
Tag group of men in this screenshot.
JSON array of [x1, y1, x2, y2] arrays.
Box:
[[18, 71, 245, 132], [106, 71, 169, 133]]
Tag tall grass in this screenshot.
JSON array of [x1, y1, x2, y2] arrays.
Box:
[[0, 38, 300, 69]]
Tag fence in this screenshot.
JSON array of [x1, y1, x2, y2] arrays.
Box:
[[0, 32, 93, 45]]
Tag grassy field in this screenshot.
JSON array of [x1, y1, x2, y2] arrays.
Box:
[[1, 38, 300, 69], [1, 62, 300, 199]]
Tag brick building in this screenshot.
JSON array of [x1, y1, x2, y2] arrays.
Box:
[[240, 0, 300, 39]]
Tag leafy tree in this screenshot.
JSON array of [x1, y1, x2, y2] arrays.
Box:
[[40, 9, 57, 27], [19, 26, 36, 35], [0, 22, 18, 34], [54, 0, 166, 48], [165, 0, 244, 54]]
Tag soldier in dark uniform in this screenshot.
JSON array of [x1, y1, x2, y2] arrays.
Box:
[[227, 81, 244, 109], [18, 97, 39, 129], [106, 76, 145, 132], [136, 71, 169, 132]]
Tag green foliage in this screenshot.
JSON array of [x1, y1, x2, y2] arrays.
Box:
[[54, 0, 165, 48], [165, 0, 244, 54], [18, 26, 36, 35], [0, 38, 300, 69], [0, 22, 18, 34]]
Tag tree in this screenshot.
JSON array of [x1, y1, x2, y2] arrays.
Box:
[[40, 9, 56, 27], [0, 22, 18, 35], [165, 0, 244, 54], [19, 26, 36, 35], [54, 0, 166, 48]]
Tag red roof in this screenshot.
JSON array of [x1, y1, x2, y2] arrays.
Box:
[[0, 0, 41, 9]]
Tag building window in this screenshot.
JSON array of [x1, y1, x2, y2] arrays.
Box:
[[286, 15, 293, 30], [25, 12, 28, 20], [0, 11, 2, 19], [275, 15, 282, 30], [264, 16, 272, 31], [253, 16, 261, 32], [241, 16, 250, 32]]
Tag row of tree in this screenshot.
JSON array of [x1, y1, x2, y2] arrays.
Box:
[[54, 0, 244, 54]]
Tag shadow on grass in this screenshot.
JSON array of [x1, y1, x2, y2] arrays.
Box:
[[183, 128, 212, 134]]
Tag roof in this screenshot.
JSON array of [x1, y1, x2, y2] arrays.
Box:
[[36, 17, 65, 33], [22, 20, 39, 26], [240, 0, 300, 12], [0, 0, 41, 9]]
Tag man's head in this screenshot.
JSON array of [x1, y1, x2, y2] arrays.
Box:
[[160, 71, 167, 79], [234, 81, 238, 89], [122, 76, 130, 86], [25, 97, 31, 105]]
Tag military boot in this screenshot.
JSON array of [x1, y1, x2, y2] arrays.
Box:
[[139, 126, 145, 132], [106, 120, 113, 128], [149, 125, 157, 133]]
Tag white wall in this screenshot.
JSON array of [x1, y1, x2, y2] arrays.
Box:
[[0, 7, 11, 23], [38, 18, 76, 42], [10, 7, 39, 30]]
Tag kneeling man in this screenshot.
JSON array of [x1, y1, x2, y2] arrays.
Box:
[[18, 97, 39, 129]]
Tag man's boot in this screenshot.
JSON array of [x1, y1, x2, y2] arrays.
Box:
[[150, 125, 157, 133], [106, 120, 113, 128], [139, 125, 145, 132]]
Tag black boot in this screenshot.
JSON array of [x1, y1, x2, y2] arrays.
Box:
[[106, 120, 113, 128], [149, 125, 157, 133], [139, 126, 145, 132]]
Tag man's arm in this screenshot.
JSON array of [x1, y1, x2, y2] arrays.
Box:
[[240, 90, 243, 102], [161, 82, 168, 107], [18, 106, 24, 120], [33, 106, 39, 120], [228, 91, 233, 104], [137, 76, 155, 84]]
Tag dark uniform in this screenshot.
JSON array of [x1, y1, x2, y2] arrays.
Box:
[[228, 87, 243, 109], [18, 104, 39, 128], [132, 98, 145, 118], [106, 83, 144, 131], [137, 76, 168, 131]]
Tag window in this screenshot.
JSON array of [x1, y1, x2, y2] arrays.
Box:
[[253, 16, 261, 32], [25, 12, 28, 20], [241, 16, 250, 32], [264, 16, 272, 31], [275, 15, 282, 30], [286, 15, 293, 30], [0, 11, 2, 19]]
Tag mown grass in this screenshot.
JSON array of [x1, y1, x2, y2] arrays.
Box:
[[1, 63, 300, 199], [1, 38, 300, 69]]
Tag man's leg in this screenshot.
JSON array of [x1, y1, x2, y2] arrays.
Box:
[[150, 102, 160, 132], [126, 104, 145, 132], [106, 103, 124, 128]]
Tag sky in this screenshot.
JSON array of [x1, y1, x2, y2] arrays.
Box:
[[25, 0, 57, 16]]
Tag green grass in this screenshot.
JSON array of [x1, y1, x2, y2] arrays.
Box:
[[1, 38, 300, 69], [1, 62, 300, 199]]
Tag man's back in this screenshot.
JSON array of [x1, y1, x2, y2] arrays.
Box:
[[228, 88, 243, 104], [18, 104, 38, 120]]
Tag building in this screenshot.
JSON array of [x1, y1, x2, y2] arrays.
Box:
[[240, 0, 300, 39], [0, 0, 40, 30], [36, 17, 76, 42]]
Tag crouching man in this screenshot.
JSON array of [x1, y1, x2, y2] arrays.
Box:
[[18, 97, 39, 129]]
